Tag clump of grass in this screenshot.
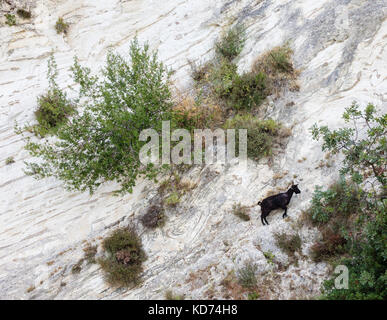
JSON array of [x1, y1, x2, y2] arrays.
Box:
[[237, 262, 257, 289], [141, 205, 165, 229], [164, 191, 180, 207], [231, 203, 250, 221], [252, 45, 299, 96], [172, 95, 223, 131], [98, 227, 146, 287], [55, 17, 69, 34], [247, 291, 260, 300], [16, 9, 31, 19], [83, 244, 98, 264], [5, 156, 15, 165], [274, 232, 302, 257], [5, 14, 16, 26], [165, 290, 185, 300], [224, 115, 291, 161], [215, 24, 246, 61], [263, 251, 275, 265], [71, 260, 83, 274]]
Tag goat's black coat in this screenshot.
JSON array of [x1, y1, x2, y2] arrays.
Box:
[[257, 185, 301, 225]]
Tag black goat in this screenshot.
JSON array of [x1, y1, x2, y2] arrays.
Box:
[[257, 184, 301, 225]]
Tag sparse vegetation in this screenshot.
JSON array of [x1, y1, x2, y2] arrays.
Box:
[[71, 260, 83, 274], [5, 13, 16, 26], [274, 232, 302, 257], [16, 9, 31, 19], [165, 290, 185, 300], [55, 17, 69, 34], [215, 24, 246, 61], [224, 115, 291, 160], [98, 227, 146, 287], [231, 203, 250, 221], [141, 205, 165, 229], [237, 262, 257, 289], [83, 244, 98, 264], [5, 156, 15, 165]]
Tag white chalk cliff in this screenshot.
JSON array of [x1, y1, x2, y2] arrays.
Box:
[[0, 0, 386, 299]]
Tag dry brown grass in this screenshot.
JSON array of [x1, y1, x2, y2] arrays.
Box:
[[252, 46, 300, 98], [172, 95, 224, 130]]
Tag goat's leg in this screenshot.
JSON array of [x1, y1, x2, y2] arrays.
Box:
[[282, 207, 288, 218], [261, 215, 266, 225], [264, 216, 269, 225]]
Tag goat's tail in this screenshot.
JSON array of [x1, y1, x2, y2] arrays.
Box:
[[257, 201, 262, 206]]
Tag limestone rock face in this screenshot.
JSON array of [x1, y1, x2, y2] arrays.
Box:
[[0, 0, 386, 299]]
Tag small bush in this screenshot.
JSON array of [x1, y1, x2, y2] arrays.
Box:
[[164, 191, 180, 207], [5, 14, 16, 26], [33, 88, 75, 137], [83, 244, 98, 264], [215, 24, 246, 61], [237, 262, 257, 288], [165, 290, 185, 300], [274, 232, 302, 257], [71, 260, 83, 274], [98, 227, 146, 287], [55, 17, 69, 34], [16, 9, 31, 19], [224, 115, 289, 160], [252, 45, 299, 96], [309, 178, 363, 224], [172, 96, 223, 131], [5, 157, 15, 165], [310, 228, 347, 262], [231, 203, 250, 221], [247, 291, 260, 300], [141, 205, 165, 229], [226, 72, 267, 110]]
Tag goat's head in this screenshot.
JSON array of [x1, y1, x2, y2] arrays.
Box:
[[291, 184, 301, 194]]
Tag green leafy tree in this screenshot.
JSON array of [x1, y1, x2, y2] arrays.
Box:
[[311, 102, 387, 300], [311, 102, 386, 187], [22, 38, 172, 194]]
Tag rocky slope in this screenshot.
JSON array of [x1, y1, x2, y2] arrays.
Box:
[[0, 0, 386, 299]]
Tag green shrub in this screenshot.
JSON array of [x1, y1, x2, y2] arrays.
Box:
[[55, 17, 69, 34], [231, 203, 250, 221], [5, 157, 15, 165], [247, 291, 260, 300], [215, 24, 246, 61], [164, 191, 180, 207], [165, 290, 185, 300], [227, 72, 267, 110], [274, 232, 302, 257], [224, 115, 288, 160], [322, 208, 387, 299], [309, 178, 363, 224], [33, 89, 75, 137], [16, 9, 31, 19], [20, 38, 172, 194], [5, 14, 16, 26], [98, 227, 146, 287], [237, 262, 257, 288]]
